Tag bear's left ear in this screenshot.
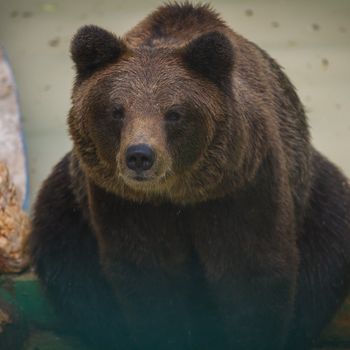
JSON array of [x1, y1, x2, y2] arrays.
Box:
[[180, 31, 234, 90], [70, 25, 128, 80]]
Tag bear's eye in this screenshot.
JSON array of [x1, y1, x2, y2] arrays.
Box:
[[112, 104, 124, 121], [165, 110, 182, 123]]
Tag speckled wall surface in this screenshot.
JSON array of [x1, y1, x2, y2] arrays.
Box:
[[0, 0, 349, 204]]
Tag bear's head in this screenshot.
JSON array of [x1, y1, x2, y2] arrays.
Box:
[[68, 25, 254, 204]]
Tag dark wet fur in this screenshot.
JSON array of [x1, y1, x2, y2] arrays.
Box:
[[28, 3, 350, 350]]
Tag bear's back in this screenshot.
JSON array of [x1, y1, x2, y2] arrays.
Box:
[[124, 3, 226, 49]]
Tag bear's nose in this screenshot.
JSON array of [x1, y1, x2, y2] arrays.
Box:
[[126, 144, 155, 172]]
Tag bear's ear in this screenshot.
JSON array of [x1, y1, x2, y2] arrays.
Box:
[[70, 25, 127, 80], [180, 31, 234, 90]]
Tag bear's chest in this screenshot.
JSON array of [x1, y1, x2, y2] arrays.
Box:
[[94, 202, 195, 275]]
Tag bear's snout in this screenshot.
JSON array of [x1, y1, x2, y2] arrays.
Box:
[[125, 144, 155, 174]]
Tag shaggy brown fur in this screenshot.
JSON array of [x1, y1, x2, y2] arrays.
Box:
[[29, 3, 350, 350]]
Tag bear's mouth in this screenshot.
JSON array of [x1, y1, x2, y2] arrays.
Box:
[[120, 171, 171, 190], [132, 174, 148, 182], [121, 173, 160, 186]]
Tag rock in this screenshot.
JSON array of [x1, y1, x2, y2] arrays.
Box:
[[0, 162, 30, 273], [0, 47, 27, 206]]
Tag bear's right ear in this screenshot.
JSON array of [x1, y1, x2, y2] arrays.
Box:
[[70, 25, 127, 80]]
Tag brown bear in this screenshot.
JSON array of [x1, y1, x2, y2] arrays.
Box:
[[29, 3, 350, 350]]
